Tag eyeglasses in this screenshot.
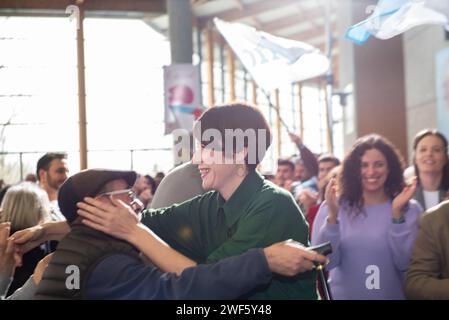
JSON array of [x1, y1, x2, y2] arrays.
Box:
[[98, 188, 135, 200], [98, 188, 144, 213]]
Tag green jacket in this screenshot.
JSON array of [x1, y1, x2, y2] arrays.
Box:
[[141, 170, 317, 300]]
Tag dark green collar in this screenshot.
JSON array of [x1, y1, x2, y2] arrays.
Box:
[[216, 170, 265, 228]]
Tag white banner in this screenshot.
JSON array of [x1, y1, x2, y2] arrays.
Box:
[[163, 64, 203, 134]]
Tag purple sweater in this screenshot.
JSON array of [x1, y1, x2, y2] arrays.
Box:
[[311, 200, 423, 300]]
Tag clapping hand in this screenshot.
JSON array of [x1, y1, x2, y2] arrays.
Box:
[[392, 177, 417, 219], [325, 178, 339, 224]]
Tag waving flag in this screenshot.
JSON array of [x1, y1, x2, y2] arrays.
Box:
[[346, 0, 449, 45], [214, 18, 329, 92]]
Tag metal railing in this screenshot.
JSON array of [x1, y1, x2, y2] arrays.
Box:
[[0, 148, 173, 181]]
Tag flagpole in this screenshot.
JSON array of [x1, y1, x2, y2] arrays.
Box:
[[297, 82, 304, 138], [324, 0, 334, 154], [274, 89, 282, 158], [259, 88, 291, 134]]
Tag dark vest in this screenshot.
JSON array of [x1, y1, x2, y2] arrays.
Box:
[[34, 223, 140, 300], [414, 185, 447, 210]]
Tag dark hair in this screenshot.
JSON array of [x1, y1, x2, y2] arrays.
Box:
[[0, 185, 11, 206], [25, 173, 37, 183], [277, 158, 295, 172], [155, 172, 165, 179], [340, 134, 405, 214], [36, 152, 67, 181], [413, 129, 449, 191], [144, 175, 156, 195], [318, 154, 340, 166], [193, 102, 272, 171]]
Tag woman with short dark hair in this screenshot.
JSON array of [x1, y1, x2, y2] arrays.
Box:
[[77, 102, 318, 300]]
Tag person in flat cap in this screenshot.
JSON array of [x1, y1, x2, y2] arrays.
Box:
[[9, 168, 326, 300]]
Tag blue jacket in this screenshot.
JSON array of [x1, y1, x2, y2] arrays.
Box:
[[85, 248, 272, 300]]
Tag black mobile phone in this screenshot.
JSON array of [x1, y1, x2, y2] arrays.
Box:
[[308, 241, 332, 256]]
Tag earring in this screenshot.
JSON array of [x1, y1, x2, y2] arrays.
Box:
[[237, 165, 246, 177]]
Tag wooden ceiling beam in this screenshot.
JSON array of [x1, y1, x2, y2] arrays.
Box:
[[285, 22, 337, 42], [0, 0, 166, 14], [260, 8, 325, 33], [316, 41, 339, 52], [198, 0, 298, 23]]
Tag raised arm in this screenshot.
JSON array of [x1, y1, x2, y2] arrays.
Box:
[[129, 223, 197, 275], [289, 133, 318, 178], [77, 197, 199, 275], [11, 221, 70, 254], [86, 240, 326, 300]]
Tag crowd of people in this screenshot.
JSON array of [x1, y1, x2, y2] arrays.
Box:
[[269, 128, 449, 299], [0, 102, 448, 300], [0, 153, 166, 299]]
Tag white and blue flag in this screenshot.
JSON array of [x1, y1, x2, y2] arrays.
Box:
[[214, 18, 329, 92], [346, 0, 449, 45]]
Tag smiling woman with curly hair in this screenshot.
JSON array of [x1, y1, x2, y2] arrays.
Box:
[[339, 135, 406, 214], [312, 134, 423, 300]]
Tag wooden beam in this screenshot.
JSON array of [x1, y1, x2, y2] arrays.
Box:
[[332, 65, 339, 88], [316, 41, 339, 53], [322, 79, 333, 154], [211, 31, 225, 46], [0, 0, 166, 13], [261, 8, 325, 33], [232, 0, 244, 11], [252, 81, 257, 105], [330, 58, 339, 74], [286, 23, 337, 43], [191, 0, 209, 6], [227, 45, 236, 101], [205, 27, 215, 107], [77, 2, 87, 169], [251, 16, 262, 30], [199, 0, 297, 23]]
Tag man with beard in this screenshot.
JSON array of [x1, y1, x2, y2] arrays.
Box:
[[36, 153, 69, 222]]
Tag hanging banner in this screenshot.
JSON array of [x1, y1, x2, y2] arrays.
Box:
[[163, 64, 203, 134]]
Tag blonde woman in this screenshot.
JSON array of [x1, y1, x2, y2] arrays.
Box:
[[0, 182, 51, 296]]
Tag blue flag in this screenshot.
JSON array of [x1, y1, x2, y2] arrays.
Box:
[[346, 0, 449, 45]]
